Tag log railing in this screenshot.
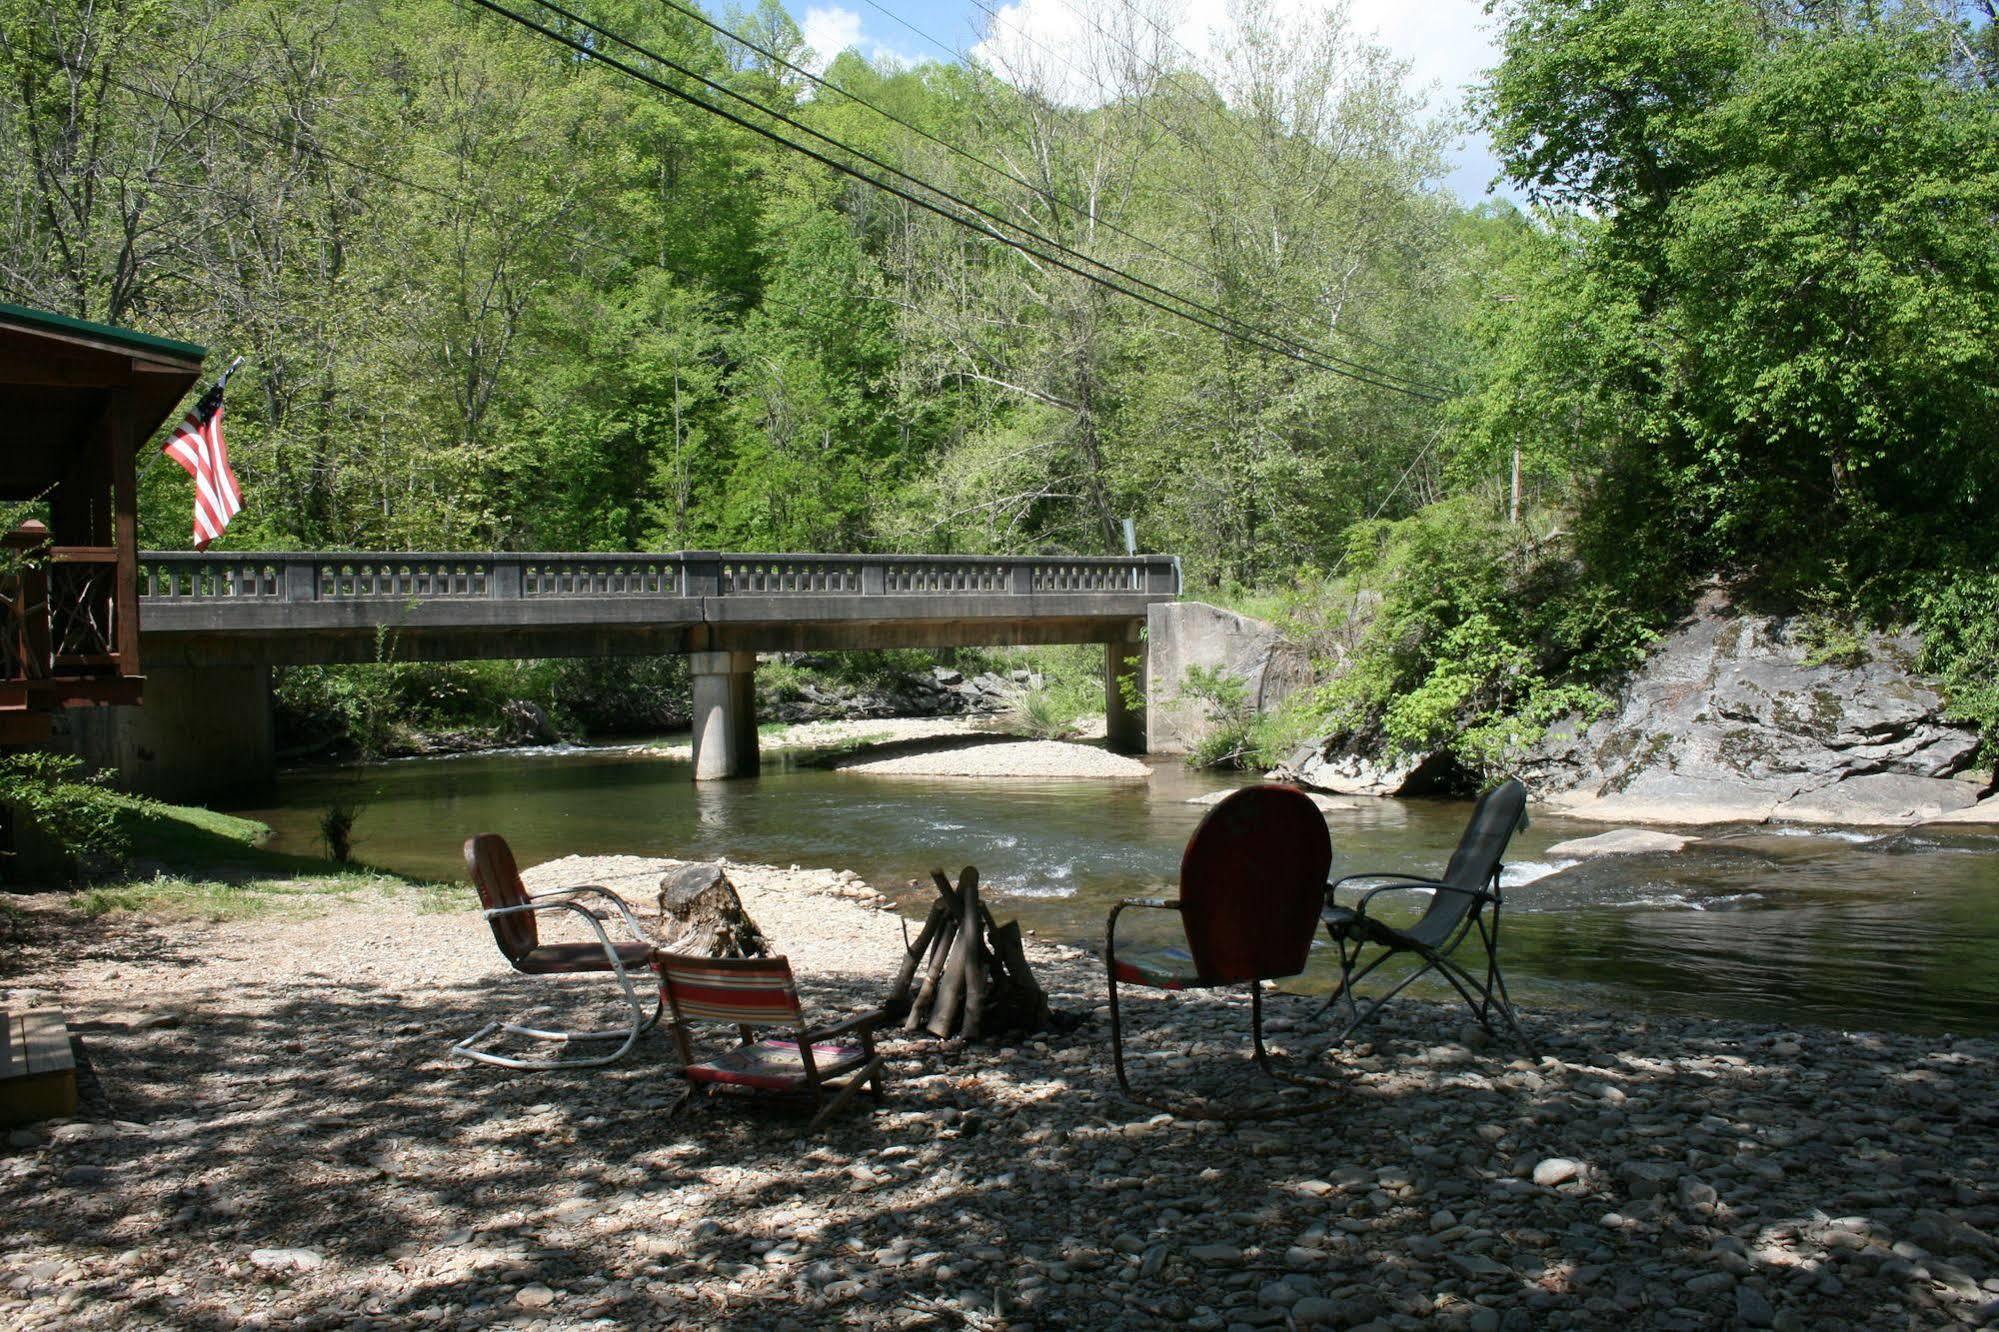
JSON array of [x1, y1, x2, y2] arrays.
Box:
[[0, 528, 132, 701]]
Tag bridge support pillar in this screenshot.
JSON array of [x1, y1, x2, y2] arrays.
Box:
[[1104, 631, 1147, 755], [66, 664, 275, 802], [690, 650, 759, 781]]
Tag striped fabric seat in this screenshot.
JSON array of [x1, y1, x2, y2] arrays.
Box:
[[1110, 944, 1200, 991], [654, 950, 892, 1131], [685, 1039, 872, 1092], [655, 955, 803, 1026]]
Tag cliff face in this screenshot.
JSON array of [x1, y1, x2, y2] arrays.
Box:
[[1521, 600, 1993, 826]]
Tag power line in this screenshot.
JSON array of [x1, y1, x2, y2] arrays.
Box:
[[649, 0, 1451, 394], [472, 0, 1446, 399], [521, 0, 1441, 394]]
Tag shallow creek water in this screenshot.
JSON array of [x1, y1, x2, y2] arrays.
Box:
[[229, 741, 1999, 1036]]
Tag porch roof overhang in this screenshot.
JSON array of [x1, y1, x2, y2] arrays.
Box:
[[0, 303, 208, 499]]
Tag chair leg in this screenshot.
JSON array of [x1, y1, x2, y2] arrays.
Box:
[[1314, 935, 1386, 1020], [1327, 954, 1440, 1046], [1109, 979, 1335, 1122], [450, 984, 662, 1071], [1251, 982, 1340, 1099], [1435, 954, 1535, 1056], [808, 1056, 886, 1132], [1107, 960, 1137, 1099]]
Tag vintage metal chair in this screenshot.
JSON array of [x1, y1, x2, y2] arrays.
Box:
[[451, 833, 661, 1069], [1320, 778, 1534, 1052], [1105, 784, 1334, 1119], [655, 952, 889, 1132]]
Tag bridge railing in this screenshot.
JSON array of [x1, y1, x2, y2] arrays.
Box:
[[137, 551, 1180, 604]]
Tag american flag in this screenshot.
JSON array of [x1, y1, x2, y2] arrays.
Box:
[[163, 358, 244, 549]]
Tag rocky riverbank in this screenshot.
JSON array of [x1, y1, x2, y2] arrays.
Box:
[[1281, 595, 1998, 829], [6, 859, 1999, 1330]]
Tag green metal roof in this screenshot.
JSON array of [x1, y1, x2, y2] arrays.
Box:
[[0, 301, 206, 363]]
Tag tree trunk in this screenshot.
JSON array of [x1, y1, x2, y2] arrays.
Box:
[[653, 862, 768, 958]]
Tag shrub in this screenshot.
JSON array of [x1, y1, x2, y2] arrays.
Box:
[[0, 752, 155, 879], [320, 803, 363, 863], [1916, 571, 1999, 764], [1003, 688, 1086, 740], [1179, 664, 1257, 770]]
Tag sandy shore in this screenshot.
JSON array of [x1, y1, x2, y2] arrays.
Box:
[[5, 861, 1999, 1330], [641, 717, 993, 762], [835, 736, 1150, 780]]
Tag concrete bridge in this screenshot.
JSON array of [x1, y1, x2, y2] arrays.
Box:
[[74, 550, 1180, 797]]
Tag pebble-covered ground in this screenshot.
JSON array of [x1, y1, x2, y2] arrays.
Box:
[[5, 860, 1999, 1331]]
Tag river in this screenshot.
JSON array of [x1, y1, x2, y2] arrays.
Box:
[[228, 740, 1999, 1036]]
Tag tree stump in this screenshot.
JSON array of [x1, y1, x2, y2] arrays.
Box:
[[887, 866, 1051, 1039], [655, 862, 769, 958]]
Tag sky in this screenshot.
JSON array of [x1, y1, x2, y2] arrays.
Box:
[[782, 0, 1509, 202]]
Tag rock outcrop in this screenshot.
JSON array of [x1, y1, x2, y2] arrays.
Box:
[[1145, 601, 1312, 755], [762, 660, 1030, 723], [1278, 746, 1463, 798], [1526, 599, 1990, 827]]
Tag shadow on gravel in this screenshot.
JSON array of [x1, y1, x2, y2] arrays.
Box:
[[5, 917, 1997, 1331]]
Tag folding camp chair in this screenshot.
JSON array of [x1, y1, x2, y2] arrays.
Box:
[[451, 833, 661, 1070], [1320, 778, 1533, 1052], [655, 952, 888, 1132], [1105, 784, 1335, 1120]]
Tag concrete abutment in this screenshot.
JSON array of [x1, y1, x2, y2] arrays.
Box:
[[67, 663, 275, 803]]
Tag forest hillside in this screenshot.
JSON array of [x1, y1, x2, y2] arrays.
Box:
[[3, 0, 1995, 771]]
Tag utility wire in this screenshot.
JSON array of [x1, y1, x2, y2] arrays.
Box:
[[513, 0, 1442, 395], [471, 0, 1445, 399], [1073, 0, 1470, 372], [649, 0, 1451, 394]]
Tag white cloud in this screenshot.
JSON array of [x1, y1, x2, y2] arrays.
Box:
[[801, 4, 865, 73], [968, 0, 1508, 200]]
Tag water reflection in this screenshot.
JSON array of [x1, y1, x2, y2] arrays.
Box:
[[227, 744, 1999, 1035]]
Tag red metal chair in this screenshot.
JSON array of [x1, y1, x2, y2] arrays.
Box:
[[451, 834, 661, 1070], [655, 952, 888, 1132], [1105, 784, 1334, 1119]]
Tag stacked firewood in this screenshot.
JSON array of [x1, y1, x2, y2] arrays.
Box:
[[887, 867, 1050, 1040]]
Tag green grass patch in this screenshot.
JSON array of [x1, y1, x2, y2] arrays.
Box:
[[70, 869, 409, 923]]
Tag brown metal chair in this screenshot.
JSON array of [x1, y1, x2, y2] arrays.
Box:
[[655, 952, 888, 1132], [451, 833, 662, 1070], [1105, 784, 1335, 1119]]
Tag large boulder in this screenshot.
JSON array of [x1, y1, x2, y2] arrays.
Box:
[[1278, 745, 1462, 798], [1146, 602, 1312, 755], [1528, 596, 1988, 827]]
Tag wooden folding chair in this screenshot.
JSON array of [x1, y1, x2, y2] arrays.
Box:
[[655, 952, 889, 1132]]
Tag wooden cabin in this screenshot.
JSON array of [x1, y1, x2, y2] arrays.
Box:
[[0, 304, 206, 744]]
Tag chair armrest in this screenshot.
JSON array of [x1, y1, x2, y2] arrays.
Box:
[[1350, 879, 1499, 913], [802, 1009, 891, 1043], [1105, 898, 1181, 960], [529, 884, 648, 942], [1328, 871, 1436, 896], [483, 900, 649, 975]]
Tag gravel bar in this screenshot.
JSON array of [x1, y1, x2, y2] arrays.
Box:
[[3, 860, 1997, 1330], [835, 738, 1151, 779]]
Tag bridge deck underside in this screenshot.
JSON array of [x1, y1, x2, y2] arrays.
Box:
[[139, 594, 1157, 667]]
